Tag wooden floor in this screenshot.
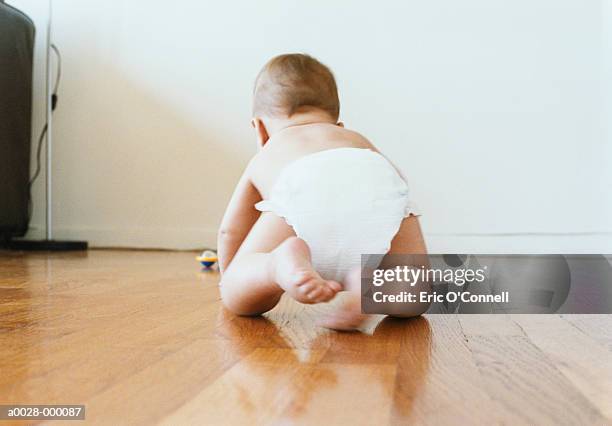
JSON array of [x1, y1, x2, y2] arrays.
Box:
[[1, 250, 611, 425]]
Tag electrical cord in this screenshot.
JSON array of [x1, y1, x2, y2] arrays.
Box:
[[28, 43, 61, 222]]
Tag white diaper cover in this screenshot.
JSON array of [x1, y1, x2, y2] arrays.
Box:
[[255, 147, 420, 283]]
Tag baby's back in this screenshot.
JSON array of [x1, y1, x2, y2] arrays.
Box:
[[249, 123, 375, 198]]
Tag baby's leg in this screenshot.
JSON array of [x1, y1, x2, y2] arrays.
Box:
[[380, 217, 431, 319], [320, 215, 429, 330], [318, 268, 367, 330], [220, 212, 342, 316]]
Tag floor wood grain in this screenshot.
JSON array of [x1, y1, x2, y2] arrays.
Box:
[[0, 250, 611, 425]]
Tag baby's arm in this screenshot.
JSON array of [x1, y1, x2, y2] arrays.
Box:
[[217, 166, 262, 274]]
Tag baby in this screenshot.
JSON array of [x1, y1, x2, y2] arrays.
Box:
[[217, 53, 428, 329]]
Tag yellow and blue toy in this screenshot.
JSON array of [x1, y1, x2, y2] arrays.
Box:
[[196, 250, 218, 269]]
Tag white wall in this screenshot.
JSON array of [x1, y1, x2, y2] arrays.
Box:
[[9, 0, 612, 252]]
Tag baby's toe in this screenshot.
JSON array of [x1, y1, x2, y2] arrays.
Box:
[[327, 280, 343, 292], [316, 286, 335, 302], [306, 284, 325, 301], [298, 282, 316, 297]]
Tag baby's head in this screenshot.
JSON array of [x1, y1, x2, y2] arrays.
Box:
[[252, 53, 341, 145]]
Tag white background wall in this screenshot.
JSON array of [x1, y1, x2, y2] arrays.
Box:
[[9, 0, 612, 252]]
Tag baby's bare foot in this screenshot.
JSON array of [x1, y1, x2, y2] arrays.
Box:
[[273, 237, 342, 304], [319, 268, 369, 331]]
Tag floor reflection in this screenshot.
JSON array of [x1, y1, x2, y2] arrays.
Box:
[[211, 306, 432, 423], [386, 316, 432, 422], [0, 252, 37, 401]]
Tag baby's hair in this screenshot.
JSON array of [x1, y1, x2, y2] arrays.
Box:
[[253, 53, 340, 121]]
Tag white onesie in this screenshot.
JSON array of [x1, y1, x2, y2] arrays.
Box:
[[255, 147, 419, 282]]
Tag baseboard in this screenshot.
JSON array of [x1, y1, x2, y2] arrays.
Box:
[[425, 233, 612, 254], [23, 224, 612, 253], [24, 224, 218, 250]]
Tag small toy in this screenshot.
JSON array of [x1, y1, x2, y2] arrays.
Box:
[[196, 249, 218, 269]]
